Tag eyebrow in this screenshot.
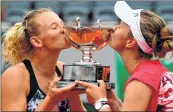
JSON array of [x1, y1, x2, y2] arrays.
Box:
[[49, 21, 64, 27], [50, 22, 57, 26]]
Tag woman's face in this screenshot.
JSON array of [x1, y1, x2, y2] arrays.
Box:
[[108, 21, 132, 52], [35, 11, 71, 50]]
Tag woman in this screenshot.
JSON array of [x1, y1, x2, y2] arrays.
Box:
[[76, 1, 173, 111], [2, 8, 85, 111]]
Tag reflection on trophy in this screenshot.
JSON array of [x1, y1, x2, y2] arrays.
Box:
[[58, 17, 115, 89]]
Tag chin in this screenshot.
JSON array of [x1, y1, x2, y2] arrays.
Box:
[[107, 41, 113, 47], [62, 45, 71, 50], [109, 43, 118, 50]]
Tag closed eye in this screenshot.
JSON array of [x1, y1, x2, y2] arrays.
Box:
[[49, 22, 59, 29], [52, 24, 57, 29]]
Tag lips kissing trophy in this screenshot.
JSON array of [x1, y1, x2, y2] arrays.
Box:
[[58, 17, 115, 89]]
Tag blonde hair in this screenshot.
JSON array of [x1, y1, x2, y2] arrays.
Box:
[[2, 8, 52, 65], [138, 10, 173, 58]]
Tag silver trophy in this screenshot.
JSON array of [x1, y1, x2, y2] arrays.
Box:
[[58, 17, 115, 89]]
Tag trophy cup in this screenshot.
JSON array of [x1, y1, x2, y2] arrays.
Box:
[[58, 17, 115, 89]]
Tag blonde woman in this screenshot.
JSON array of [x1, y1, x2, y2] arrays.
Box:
[[2, 8, 85, 111], [76, 1, 173, 111]]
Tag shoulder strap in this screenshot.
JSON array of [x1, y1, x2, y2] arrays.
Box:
[[23, 59, 39, 103], [56, 66, 63, 77]]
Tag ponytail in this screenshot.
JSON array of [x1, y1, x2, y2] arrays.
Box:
[[140, 10, 173, 59], [2, 23, 29, 65], [158, 27, 173, 58]]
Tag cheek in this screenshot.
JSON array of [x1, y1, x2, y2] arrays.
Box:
[[42, 33, 59, 46], [111, 31, 122, 43], [109, 31, 125, 48], [45, 31, 62, 44], [51, 31, 61, 40]]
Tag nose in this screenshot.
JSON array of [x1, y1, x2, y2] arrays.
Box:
[[60, 28, 65, 34], [63, 28, 70, 37]]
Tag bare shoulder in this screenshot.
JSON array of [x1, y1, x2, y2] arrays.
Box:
[[2, 63, 27, 78], [125, 80, 152, 93], [122, 80, 152, 110], [125, 80, 152, 100], [56, 61, 65, 74], [56, 61, 65, 67], [2, 62, 29, 88], [2, 63, 29, 110]]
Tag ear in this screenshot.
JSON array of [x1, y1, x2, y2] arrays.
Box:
[[125, 38, 137, 48], [30, 36, 43, 48]]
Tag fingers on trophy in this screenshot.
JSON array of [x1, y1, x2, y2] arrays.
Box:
[[58, 17, 115, 90]]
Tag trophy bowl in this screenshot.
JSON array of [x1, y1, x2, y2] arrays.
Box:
[[64, 18, 112, 65], [58, 17, 115, 89]]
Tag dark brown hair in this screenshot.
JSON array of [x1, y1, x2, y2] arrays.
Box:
[[139, 10, 173, 58]]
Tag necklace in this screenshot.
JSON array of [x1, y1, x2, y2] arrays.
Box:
[[42, 76, 51, 87], [31, 61, 56, 89]]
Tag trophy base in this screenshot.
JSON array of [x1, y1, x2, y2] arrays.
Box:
[[57, 65, 115, 89], [57, 81, 115, 90]]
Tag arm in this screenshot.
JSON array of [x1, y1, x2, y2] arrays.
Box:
[[2, 65, 57, 111], [2, 65, 68, 111], [68, 95, 86, 111], [57, 61, 86, 111], [102, 80, 152, 111], [121, 80, 152, 111], [75, 80, 112, 111], [76, 80, 152, 111], [2, 66, 27, 111], [35, 77, 78, 111], [2, 64, 79, 111], [36, 87, 86, 111], [107, 89, 122, 111]]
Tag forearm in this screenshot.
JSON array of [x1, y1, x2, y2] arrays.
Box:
[[108, 99, 122, 111], [35, 96, 57, 111], [68, 95, 86, 111], [99, 100, 122, 112]]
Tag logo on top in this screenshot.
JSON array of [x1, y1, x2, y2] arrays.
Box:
[[132, 13, 139, 17]]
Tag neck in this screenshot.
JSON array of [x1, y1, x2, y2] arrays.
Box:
[[118, 50, 150, 75], [29, 48, 61, 78]]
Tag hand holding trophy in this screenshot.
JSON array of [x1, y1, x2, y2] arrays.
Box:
[[58, 17, 115, 89]]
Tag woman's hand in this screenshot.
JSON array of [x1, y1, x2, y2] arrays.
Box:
[[75, 80, 122, 111], [47, 78, 77, 104], [35, 78, 77, 111], [43, 78, 76, 109], [75, 80, 107, 105]]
